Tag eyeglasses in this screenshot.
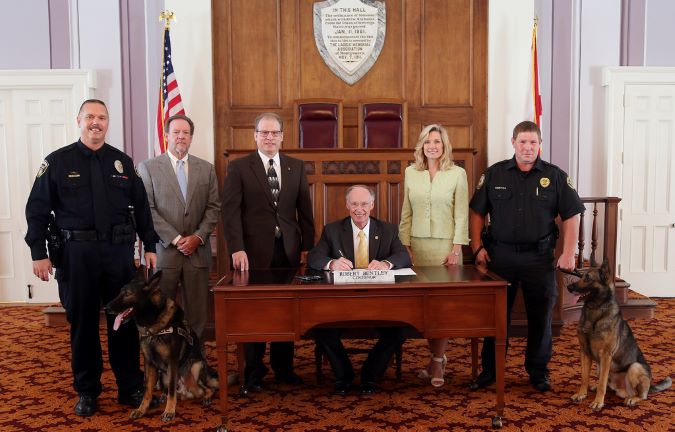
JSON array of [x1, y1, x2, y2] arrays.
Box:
[[256, 130, 282, 138]]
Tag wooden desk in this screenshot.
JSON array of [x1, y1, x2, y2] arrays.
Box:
[[213, 265, 508, 431]]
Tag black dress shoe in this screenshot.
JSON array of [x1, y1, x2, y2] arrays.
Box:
[[469, 370, 496, 391], [240, 375, 263, 395], [333, 381, 352, 396], [74, 395, 97, 417], [531, 376, 551, 392], [360, 381, 378, 394], [239, 383, 262, 396], [275, 372, 304, 385], [118, 389, 160, 409]]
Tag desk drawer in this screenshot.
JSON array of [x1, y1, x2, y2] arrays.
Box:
[[426, 293, 496, 333], [222, 298, 295, 336], [299, 295, 424, 332]]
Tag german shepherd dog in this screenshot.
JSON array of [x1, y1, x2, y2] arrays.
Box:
[[105, 266, 219, 421], [566, 259, 671, 411]]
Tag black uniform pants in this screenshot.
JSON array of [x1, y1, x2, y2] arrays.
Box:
[[244, 236, 295, 384], [315, 327, 405, 384], [56, 240, 143, 398], [480, 244, 557, 380]]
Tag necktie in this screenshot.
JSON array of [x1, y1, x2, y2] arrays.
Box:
[[267, 159, 280, 205], [355, 230, 368, 269], [91, 152, 111, 235], [176, 159, 187, 201]]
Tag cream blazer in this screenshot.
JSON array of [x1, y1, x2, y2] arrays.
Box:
[[398, 164, 469, 246]]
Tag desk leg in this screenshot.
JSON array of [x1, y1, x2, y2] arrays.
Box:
[[493, 340, 505, 428], [471, 338, 478, 380], [216, 346, 229, 432]]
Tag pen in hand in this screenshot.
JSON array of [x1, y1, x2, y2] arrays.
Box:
[[334, 249, 353, 270]]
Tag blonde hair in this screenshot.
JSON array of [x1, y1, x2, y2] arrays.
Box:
[[412, 124, 454, 171]]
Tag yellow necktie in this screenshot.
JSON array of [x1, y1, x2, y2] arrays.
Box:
[[355, 230, 368, 269]]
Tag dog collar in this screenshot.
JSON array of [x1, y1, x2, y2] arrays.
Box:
[[139, 325, 194, 346]]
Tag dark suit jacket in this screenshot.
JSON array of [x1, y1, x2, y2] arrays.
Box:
[[307, 217, 412, 271], [221, 152, 314, 268]]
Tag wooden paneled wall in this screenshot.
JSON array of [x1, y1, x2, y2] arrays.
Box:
[[212, 0, 488, 187]]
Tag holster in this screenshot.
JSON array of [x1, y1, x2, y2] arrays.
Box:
[[537, 227, 558, 255], [111, 223, 135, 244], [47, 213, 63, 267]]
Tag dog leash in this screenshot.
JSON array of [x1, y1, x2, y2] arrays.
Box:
[[557, 267, 583, 278]]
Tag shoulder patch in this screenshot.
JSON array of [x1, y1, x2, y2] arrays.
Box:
[[36, 160, 49, 178], [477, 174, 485, 189], [135, 165, 140, 177], [567, 176, 576, 190]]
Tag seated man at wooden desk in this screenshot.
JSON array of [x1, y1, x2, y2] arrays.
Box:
[[307, 184, 412, 395]]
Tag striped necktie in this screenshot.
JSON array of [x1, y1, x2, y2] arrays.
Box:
[[267, 159, 280, 205], [355, 230, 368, 269]]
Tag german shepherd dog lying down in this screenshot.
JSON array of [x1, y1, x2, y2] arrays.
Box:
[[566, 259, 671, 411], [105, 266, 219, 421]]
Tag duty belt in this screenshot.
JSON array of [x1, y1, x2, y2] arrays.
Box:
[[491, 240, 539, 252], [61, 229, 109, 242]]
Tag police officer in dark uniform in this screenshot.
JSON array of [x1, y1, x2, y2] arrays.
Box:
[[25, 99, 159, 416], [468, 120, 584, 392]]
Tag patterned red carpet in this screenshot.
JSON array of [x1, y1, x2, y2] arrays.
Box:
[[1, 300, 673, 432]]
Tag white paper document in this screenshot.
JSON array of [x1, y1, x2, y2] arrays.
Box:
[[391, 268, 416, 276]]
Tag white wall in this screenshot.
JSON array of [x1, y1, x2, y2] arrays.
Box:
[[0, 0, 51, 69], [164, 0, 214, 163], [645, 0, 675, 66], [145, 1, 165, 159], [576, 0, 622, 197], [76, 0, 124, 150], [487, 0, 535, 165]]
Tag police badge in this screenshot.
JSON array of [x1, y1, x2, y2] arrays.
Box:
[[114, 160, 124, 174], [539, 177, 550, 188]]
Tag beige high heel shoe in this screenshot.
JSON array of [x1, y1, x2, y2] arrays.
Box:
[[430, 355, 447, 387]]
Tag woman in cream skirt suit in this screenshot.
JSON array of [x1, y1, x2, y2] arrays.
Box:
[[399, 124, 469, 387]]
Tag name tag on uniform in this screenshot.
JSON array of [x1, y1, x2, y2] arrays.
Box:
[[333, 269, 394, 284]]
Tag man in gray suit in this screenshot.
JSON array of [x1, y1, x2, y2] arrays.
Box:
[[137, 114, 221, 338]]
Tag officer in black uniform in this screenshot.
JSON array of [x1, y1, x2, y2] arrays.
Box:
[[468, 120, 584, 392], [25, 99, 159, 416]]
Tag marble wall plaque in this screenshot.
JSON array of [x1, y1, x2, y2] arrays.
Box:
[[313, 0, 386, 85]]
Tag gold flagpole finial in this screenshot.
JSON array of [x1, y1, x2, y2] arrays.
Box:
[[159, 10, 177, 29], [534, 15, 539, 27]]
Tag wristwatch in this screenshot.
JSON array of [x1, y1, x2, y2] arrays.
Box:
[[452, 251, 460, 256]]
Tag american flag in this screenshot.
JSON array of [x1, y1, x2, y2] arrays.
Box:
[[155, 26, 185, 155]]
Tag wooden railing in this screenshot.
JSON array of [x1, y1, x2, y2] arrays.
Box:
[[576, 197, 621, 277]]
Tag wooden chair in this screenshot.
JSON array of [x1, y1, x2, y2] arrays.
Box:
[[358, 99, 408, 149], [293, 99, 343, 149]]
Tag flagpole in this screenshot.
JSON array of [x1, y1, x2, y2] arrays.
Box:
[[156, 11, 178, 155]]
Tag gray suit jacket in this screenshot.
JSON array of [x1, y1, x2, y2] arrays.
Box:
[[138, 152, 221, 269]]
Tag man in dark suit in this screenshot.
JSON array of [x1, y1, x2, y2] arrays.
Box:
[[307, 185, 412, 395], [221, 112, 315, 392]]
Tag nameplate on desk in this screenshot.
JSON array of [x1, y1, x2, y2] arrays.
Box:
[[333, 269, 394, 284]]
